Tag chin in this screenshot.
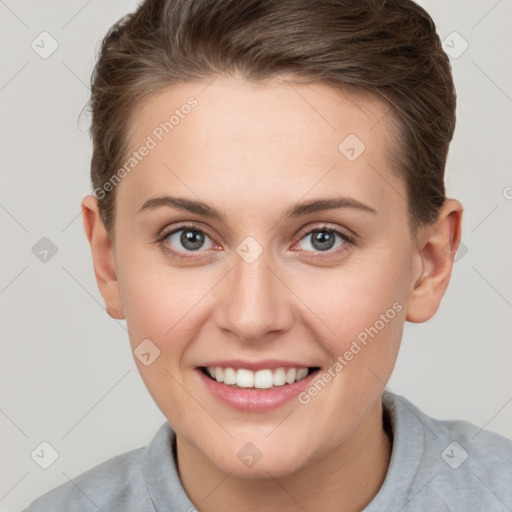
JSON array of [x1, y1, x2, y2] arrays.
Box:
[[202, 437, 318, 480], [219, 453, 306, 480]]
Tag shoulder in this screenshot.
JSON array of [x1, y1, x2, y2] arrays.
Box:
[[383, 391, 512, 510], [22, 447, 150, 512], [398, 392, 512, 470], [422, 405, 512, 505]]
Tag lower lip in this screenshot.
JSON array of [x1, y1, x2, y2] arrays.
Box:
[[197, 368, 318, 412]]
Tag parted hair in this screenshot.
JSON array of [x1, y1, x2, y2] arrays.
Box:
[[87, 0, 456, 240]]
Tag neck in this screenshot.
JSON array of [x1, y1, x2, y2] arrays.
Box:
[[176, 398, 392, 512]]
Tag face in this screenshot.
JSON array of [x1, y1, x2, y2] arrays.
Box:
[[106, 76, 421, 477]]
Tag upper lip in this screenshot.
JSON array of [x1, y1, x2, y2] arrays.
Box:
[[199, 360, 317, 371]]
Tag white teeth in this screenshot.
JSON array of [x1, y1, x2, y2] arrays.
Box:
[[236, 368, 254, 388], [285, 368, 297, 384], [254, 369, 273, 389], [223, 367, 237, 385], [296, 368, 308, 381], [273, 367, 286, 386], [205, 366, 311, 388]]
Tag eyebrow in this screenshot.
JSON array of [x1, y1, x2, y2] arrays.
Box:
[[137, 195, 377, 220]]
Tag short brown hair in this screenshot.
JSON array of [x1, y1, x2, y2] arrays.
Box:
[[87, 0, 456, 241]]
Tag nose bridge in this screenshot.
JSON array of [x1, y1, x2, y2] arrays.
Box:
[[214, 244, 291, 341]]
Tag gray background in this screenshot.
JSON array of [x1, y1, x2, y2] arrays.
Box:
[[1, 1, 511, 510]]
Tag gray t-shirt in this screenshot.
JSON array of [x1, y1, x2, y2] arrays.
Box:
[[22, 391, 512, 511]]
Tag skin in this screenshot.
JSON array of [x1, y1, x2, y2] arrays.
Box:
[[82, 75, 462, 512]]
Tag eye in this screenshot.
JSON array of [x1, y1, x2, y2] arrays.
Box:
[[158, 224, 217, 258], [295, 225, 352, 253], [156, 223, 353, 260]]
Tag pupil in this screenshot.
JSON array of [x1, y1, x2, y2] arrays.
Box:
[[181, 230, 204, 250], [312, 231, 334, 251]]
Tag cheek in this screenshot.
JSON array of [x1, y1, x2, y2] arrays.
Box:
[[116, 264, 208, 417], [117, 254, 200, 353], [289, 256, 409, 432], [296, 252, 411, 348]]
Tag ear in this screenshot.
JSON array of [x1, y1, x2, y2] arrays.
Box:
[[81, 195, 125, 320], [406, 199, 463, 323]]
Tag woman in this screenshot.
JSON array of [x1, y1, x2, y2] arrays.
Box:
[[24, 0, 512, 510]]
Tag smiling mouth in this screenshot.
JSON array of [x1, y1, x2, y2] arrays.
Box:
[[200, 366, 321, 390]]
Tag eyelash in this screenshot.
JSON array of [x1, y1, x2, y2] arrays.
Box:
[[155, 223, 355, 260]]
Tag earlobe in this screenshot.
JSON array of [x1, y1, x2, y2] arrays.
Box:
[[81, 195, 125, 320], [406, 199, 463, 323]]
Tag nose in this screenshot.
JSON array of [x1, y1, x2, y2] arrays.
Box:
[[214, 247, 294, 344]]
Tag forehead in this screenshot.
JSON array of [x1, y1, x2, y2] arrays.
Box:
[[117, 75, 404, 222], [128, 75, 394, 154]]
